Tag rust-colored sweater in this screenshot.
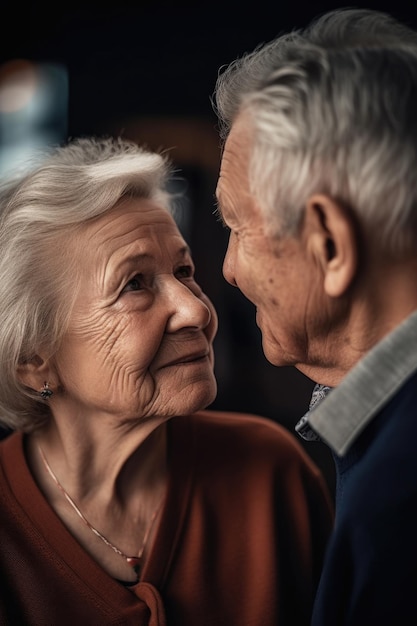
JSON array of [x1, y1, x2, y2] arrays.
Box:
[[0, 410, 333, 625]]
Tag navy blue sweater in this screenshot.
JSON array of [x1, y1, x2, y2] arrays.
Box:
[[312, 371, 417, 625]]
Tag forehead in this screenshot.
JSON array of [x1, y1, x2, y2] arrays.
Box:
[[216, 120, 251, 203], [216, 116, 263, 230], [80, 197, 184, 250], [70, 197, 191, 284]]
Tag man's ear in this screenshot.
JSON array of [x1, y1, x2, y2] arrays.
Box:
[[17, 355, 53, 394], [305, 193, 358, 297]]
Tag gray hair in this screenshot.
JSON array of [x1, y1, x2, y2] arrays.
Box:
[[0, 136, 173, 432], [213, 8, 417, 253]]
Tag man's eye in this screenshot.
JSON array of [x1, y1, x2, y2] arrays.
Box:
[[122, 274, 144, 292], [176, 265, 193, 279]]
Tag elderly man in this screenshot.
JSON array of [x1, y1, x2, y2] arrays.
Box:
[[213, 7, 417, 626]]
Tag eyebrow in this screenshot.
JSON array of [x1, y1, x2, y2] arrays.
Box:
[[105, 245, 193, 293], [115, 252, 152, 270], [212, 194, 228, 227], [215, 208, 230, 230], [177, 244, 192, 259], [120, 245, 191, 266], [111, 244, 192, 275]]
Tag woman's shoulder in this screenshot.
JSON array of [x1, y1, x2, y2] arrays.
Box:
[[191, 408, 288, 433], [181, 409, 316, 467], [0, 430, 22, 458], [169, 412, 332, 509]]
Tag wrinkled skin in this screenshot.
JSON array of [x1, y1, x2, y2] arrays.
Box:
[[216, 115, 327, 371], [50, 197, 218, 427]]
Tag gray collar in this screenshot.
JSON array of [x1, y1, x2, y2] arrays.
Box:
[[295, 310, 417, 456]]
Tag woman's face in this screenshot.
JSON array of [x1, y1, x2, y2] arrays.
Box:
[[51, 198, 218, 423]]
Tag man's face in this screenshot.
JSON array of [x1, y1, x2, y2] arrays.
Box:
[[216, 115, 325, 370]]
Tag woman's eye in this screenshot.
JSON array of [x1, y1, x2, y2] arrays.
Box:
[[122, 274, 144, 292]]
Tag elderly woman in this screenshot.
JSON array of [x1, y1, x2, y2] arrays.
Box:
[[0, 137, 333, 626]]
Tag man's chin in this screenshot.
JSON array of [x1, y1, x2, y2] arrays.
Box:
[[262, 344, 287, 367], [261, 338, 298, 368]]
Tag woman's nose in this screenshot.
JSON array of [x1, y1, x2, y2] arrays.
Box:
[[165, 281, 212, 333]]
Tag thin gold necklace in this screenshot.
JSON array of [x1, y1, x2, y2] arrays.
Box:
[[38, 445, 163, 581]]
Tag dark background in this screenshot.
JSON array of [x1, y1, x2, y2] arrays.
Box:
[[2, 1, 417, 492]]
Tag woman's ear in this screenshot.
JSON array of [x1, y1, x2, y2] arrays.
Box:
[[17, 355, 53, 394], [305, 193, 358, 297]]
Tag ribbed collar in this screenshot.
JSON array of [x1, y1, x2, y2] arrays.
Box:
[[295, 309, 417, 457]]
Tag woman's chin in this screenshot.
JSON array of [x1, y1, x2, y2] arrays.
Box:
[[177, 379, 218, 415]]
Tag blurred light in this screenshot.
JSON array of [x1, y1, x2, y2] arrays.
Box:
[[0, 60, 38, 113], [0, 59, 68, 178]]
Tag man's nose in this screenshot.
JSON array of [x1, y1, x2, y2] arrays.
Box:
[[222, 236, 237, 287]]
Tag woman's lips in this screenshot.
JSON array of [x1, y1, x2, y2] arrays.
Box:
[[161, 350, 209, 368]]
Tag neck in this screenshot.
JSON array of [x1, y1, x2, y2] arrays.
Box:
[[299, 260, 417, 387], [28, 419, 168, 583], [28, 410, 168, 506]]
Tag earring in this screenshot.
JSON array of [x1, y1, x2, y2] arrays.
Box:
[[40, 382, 53, 399]]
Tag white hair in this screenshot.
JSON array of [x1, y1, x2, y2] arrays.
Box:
[[0, 136, 174, 431], [213, 8, 417, 254]]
